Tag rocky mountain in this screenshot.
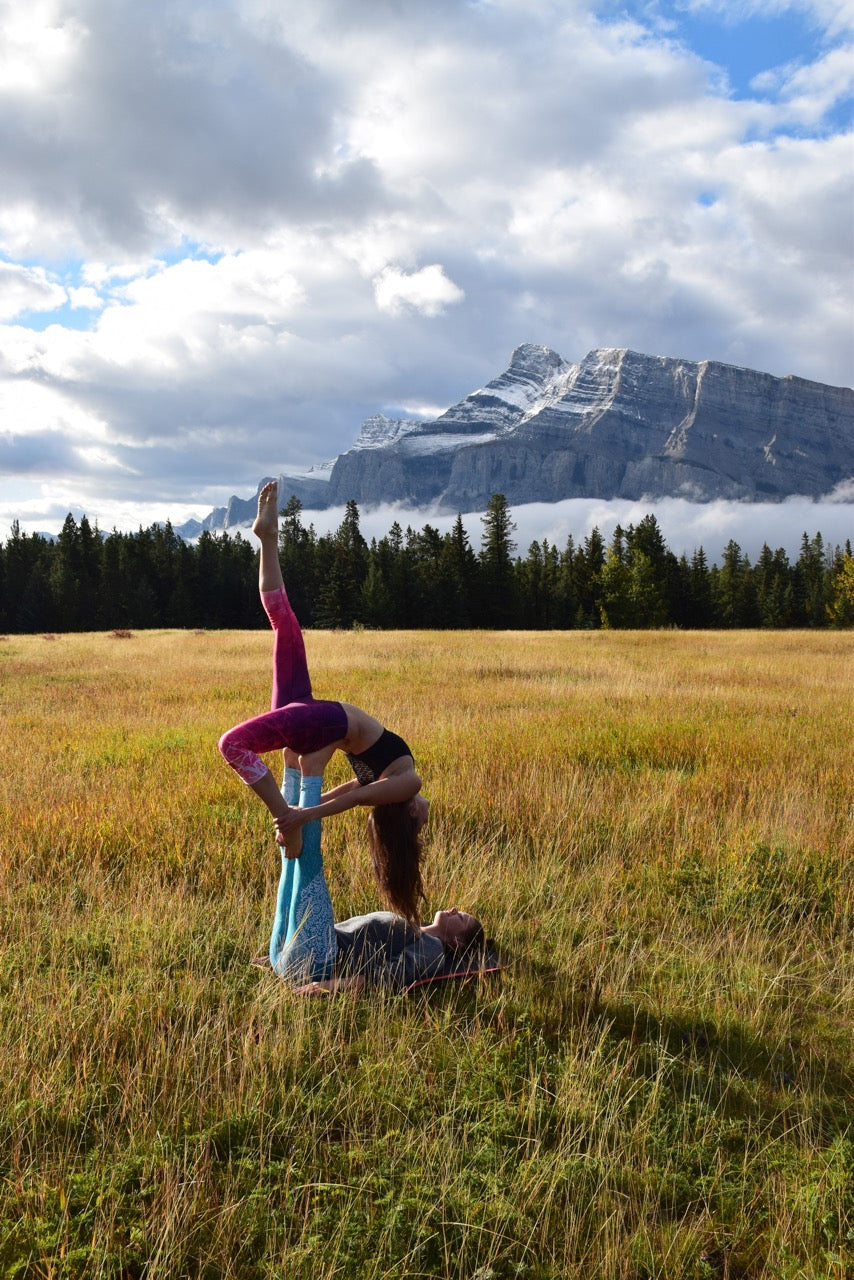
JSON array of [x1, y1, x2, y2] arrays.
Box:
[[178, 345, 853, 535], [177, 465, 333, 537]]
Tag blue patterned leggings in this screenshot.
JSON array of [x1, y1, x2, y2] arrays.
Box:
[[269, 767, 337, 982]]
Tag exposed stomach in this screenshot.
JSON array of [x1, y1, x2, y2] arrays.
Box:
[[338, 702, 387, 754]]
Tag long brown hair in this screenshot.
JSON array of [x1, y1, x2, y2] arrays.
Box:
[[446, 919, 485, 959], [366, 803, 424, 925]]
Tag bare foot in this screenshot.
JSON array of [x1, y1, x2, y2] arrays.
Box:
[[253, 480, 279, 540]]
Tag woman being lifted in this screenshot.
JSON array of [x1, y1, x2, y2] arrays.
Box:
[[218, 481, 429, 923]]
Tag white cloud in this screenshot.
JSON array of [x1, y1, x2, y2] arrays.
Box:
[[373, 264, 465, 316], [770, 41, 854, 118], [0, 0, 850, 532], [679, 0, 854, 39], [0, 0, 84, 93], [0, 261, 66, 320], [68, 285, 103, 311], [0, 375, 114, 497], [90, 253, 306, 371]]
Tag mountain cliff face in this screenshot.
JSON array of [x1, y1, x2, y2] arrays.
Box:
[[177, 345, 852, 536], [325, 345, 853, 509]]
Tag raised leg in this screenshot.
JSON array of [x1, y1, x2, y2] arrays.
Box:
[[217, 480, 310, 855], [254, 479, 285, 594], [255, 481, 312, 712]]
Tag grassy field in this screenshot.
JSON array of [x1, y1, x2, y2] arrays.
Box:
[[0, 627, 851, 1279]]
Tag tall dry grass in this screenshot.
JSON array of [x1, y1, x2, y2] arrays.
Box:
[[0, 627, 851, 1279]]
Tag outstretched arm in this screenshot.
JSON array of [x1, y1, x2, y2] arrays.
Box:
[[273, 771, 422, 838], [319, 778, 362, 803]]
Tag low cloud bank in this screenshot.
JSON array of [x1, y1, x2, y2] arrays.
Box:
[[295, 497, 853, 564], [4, 496, 850, 565]]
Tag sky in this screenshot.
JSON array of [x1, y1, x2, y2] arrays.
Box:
[[1, 0, 852, 548]]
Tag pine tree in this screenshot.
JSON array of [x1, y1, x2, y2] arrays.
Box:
[[573, 528, 605, 627], [525, 538, 562, 629], [552, 535, 579, 627], [826, 551, 854, 627], [684, 547, 716, 627], [97, 531, 132, 629], [50, 514, 85, 630], [793, 532, 828, 626], [371, 525, 408, 626], [312, 502, 369, 628], [627, 515, 678, 622], [359, 557, 392, 627], [168, 538, 199, 628], [279, 496, 316, 625], [599, 527, 631, 627], [194, 531, 221, 628], [714, 540, 753, 627], [1, 523, 54, 631], [336, 500, 369, 625], [404, 523, 446, 625], [627, 549, 668, 627], [479, 493, 517, 626], [438, 514, 478, 627], [755, 545, 792, 628]]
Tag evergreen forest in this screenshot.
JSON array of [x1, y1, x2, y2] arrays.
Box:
[[1, 493, 852, 633]]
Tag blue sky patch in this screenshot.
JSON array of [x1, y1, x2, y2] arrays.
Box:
[[673, 7, 824, 99], [601, 2, 849, 121], [16, 300, 99, 332], [8, 240, 226, 330], [155, 241, 225, 269], [599, 1, 854, 136]]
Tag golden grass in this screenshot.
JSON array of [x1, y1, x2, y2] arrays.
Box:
[[0, 628, 851, 1279]]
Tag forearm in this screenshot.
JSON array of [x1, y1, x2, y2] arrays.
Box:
[[307, 772, 421, 822], [299, 787, 366, 824], [277, 772, 421, 838], [320, 779, 362, 803]]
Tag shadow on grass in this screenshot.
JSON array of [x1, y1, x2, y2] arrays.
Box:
[[508, 954, 854, 1141]]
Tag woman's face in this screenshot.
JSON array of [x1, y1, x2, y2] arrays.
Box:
[[431, 908, 480, 949]]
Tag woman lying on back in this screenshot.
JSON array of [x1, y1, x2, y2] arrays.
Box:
[[256, 744, 483, 991]]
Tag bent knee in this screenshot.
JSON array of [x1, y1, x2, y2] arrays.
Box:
[[218, 728, 267, 784]]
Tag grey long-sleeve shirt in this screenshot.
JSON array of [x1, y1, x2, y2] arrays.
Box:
[[333, 912, 447, 990]]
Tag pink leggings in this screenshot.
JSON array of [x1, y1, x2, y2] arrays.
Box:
[[218, 586, 348, 784]]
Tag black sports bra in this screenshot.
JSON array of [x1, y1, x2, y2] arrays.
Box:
[[346, 729, 414, 786]]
